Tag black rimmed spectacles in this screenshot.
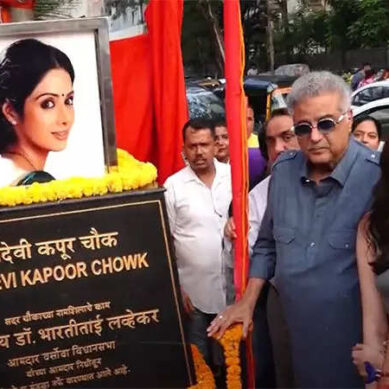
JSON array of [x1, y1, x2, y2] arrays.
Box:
[[292, 112, 347, 137]]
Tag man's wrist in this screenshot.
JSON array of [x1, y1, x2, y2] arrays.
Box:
[[240, 277, 264, 309]]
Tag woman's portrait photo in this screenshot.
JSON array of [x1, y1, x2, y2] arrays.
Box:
[[0, 24, 109, 187]]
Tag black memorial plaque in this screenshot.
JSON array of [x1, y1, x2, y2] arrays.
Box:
[[0, 189, 194, 388]]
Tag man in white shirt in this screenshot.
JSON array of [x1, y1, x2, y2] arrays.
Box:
[[164, 119, 231, 365]]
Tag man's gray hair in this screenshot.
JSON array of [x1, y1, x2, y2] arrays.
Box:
[[287, 71, 351, 114]]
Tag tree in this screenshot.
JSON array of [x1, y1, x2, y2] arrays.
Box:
[[274, 5, 327, 62], [325, 0, 359, 51], [182, 0, 223, 77], [346, 0, 389, 48], [241, 0, 268, 71], [196, 0, 224, 74]]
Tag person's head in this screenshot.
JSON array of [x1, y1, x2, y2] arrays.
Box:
[[352, 116, 381, 150], [247, 103, 255, 137], [182, 119, 216, 174], [364, 68, 375, 80], [214, 120, 229, 163], [369, 142, 389, 273], [287, 71, 352, 169], [261, 108, 299, 165], [363, 63, 371, 73], [0, 38, 75, 154]]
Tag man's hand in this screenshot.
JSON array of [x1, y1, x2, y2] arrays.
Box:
[[207, 299, 254, 339], [181, 289, 194, 315], [224, 217, 237, 241]]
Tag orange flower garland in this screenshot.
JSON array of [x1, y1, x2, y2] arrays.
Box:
[[189, 324, 243, 389], [217, 324, 243, 389], [188, 344, 216, 389]]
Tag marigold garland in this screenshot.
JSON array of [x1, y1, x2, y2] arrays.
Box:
[[0, 149, 157, 207], [189, 324, 243, 389], [217, 324, 243, 389], [188, 344, 216, 389]]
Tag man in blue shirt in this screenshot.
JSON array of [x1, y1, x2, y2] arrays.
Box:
[[351, 63, 371, 91], [208, 71, 381, 387]]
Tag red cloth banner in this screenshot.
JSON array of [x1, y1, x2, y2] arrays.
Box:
[[0, 0, 34, 9], [110, 34, 154, 163], [224, 1, 255, 387], [111, 0, 188, 185], [145, 0, 187, 184], [224, 0, 249, 304]]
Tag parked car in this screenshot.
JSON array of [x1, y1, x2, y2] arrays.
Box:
[[352, 97, 389, 141], [185, 84, 225, 120], [274, 63, 310, 77], [185, 77, 222, 90], [351, 80, 389, 109], [185, 74, 297, 124]]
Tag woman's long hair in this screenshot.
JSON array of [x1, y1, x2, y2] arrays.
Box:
[[0, 39, 75, 152], [369, 142, 389, 274]]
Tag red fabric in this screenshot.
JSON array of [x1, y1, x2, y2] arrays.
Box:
[[111, 0, 187, 184], [1, 0, 34, 9], [110, 34, 154, 162], [224, 1, 255, 387], [145, 0, 187, 184], [224, 0, 249, 302]]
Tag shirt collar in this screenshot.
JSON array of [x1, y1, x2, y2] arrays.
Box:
[[182, 158, 227, 184], [299, 137, 359, 187]]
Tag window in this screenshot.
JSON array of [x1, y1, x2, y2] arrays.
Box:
[[382, 87, 389, 98], [352, 87, 384, 106]]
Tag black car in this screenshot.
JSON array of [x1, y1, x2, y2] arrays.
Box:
[[186, 84, 225, 120]]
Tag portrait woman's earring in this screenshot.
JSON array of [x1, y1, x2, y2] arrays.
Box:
[[10, 119, 17, 125]]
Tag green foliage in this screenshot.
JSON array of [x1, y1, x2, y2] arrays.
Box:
[[346, 0, 389, 48], [275, 0, 389, 59], [325, 0, 359, 50], [182, 0, 223, 77], [182, 0, 389, 75], [277, 10, 327, 56]]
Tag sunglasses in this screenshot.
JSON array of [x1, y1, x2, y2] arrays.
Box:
[[292, 112, 347, 137]]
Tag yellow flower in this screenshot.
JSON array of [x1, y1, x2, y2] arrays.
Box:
[[0, 149, 158, 207]]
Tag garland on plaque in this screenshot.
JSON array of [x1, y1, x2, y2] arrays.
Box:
[[189, 324, 243, 389], [188, 345, 216, 389], [0, 149, 157, 207], [218, 324, 243, 389]]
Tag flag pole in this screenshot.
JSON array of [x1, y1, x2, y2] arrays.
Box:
[[224, 0, 255, 387]]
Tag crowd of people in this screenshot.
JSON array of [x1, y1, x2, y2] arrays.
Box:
[[164, 70, 389, 388], [351, 62, 389, 91]]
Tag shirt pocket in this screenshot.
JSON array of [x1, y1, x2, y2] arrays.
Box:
[[273, 226, 299, 276], [327, 230, 356, 250], [274, 226, 295, 244]]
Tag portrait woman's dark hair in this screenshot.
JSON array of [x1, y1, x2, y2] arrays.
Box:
[[369, 142, 389, 273], [352, 115, 382, 140], [0, 38, 75, 152]]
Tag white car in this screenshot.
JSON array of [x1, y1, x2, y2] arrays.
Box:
[[351, 80, 389, 109]]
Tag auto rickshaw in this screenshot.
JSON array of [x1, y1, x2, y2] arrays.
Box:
[[243, 75, 297, 124]]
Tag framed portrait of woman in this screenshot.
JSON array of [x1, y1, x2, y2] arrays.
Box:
[[0, 18, 117, 187]]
